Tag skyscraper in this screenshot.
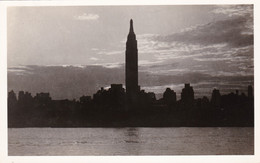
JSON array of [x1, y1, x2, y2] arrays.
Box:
[[125, 19, 138, 107], [181, 83, 194, 104]]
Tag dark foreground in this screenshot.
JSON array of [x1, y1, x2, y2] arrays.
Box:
[[8, 103, 254, 128]]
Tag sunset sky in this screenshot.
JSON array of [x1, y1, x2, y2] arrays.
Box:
[[7, 5, 254, 100]]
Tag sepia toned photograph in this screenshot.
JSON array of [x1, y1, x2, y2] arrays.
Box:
[[2, 2, 257, 161]]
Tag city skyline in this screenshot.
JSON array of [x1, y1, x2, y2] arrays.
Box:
[[7, 5, 253, 100]]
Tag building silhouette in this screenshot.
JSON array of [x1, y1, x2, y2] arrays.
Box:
[[125, 19, 138, 107], [18, 91, 33, 107], [211, 89, 221, 107], [79, 95, 91, 104], [109, 84, 125, 108], [35, 92, 52, 104], [181, 83, 194, 104], [8, 90, 17, 104], [248, 85, 253, 99], [93, 84, 125, 110], [163, 88, 177, 106]]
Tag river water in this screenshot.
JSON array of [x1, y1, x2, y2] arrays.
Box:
[[8, 127, 254, 155]]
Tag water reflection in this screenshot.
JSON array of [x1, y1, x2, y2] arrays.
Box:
[[123, 128, 141, 154], [8, 128, 254, 155]]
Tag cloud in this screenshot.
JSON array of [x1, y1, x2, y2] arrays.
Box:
[[74, 13, 99, 20], [139, 60, 163, 66], [137, 32, 253, 77], [8, 65, 253, 100], [90, 57, 99, 61], [60, 64, 85, 68], [155, 17, 253, 48], [135, 5, 253, 80], [92, 62, 123, 69], [212, 5, 253, 18], [142, 5, 253, 57], [97, 50, 124, 56]]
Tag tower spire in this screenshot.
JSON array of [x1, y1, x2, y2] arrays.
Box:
[[129, 19, 134, 33]]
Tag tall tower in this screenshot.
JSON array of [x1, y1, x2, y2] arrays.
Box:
[[125, 19, 138, 107]]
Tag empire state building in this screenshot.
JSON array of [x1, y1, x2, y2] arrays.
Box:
[[125, 19, 138, 106]]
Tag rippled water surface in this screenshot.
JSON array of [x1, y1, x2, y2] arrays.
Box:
[[8, 127, 254, 155]]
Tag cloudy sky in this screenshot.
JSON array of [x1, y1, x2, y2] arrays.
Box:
[[7, 5, 253, 100]]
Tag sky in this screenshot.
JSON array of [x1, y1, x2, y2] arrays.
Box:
[[7, 5, 254, 100]]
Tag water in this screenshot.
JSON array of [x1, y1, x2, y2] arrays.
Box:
[[8, 127, 254, 155]]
